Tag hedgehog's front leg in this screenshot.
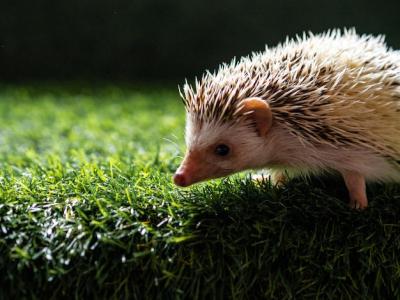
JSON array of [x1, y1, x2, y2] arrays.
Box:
[[251, 170, 287, 186], [341, 170, 368, 209]]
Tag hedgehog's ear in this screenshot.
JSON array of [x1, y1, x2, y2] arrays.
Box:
[[240, 97, 272, 136]]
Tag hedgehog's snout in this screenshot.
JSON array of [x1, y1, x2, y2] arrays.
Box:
[[173, 151, 208, 187], [173, 172, 189, 187]]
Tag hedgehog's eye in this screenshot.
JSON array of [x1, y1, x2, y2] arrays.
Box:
[[215, 144, 230, 156]]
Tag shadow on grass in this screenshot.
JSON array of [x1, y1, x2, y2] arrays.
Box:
[[170, 176, 400, 299]]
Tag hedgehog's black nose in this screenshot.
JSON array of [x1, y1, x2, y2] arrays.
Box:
[[173, 172, 188, 187]]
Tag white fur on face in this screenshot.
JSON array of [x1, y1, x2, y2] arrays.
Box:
[[185, 114, 274, 175]]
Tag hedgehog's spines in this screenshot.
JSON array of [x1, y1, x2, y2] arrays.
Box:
[[182, 29, 400, 160]]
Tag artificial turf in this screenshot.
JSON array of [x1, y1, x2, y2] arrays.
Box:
[[0, 84, 399, 299]]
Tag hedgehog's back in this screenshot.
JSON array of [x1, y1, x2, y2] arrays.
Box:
[[183, 29, 400, 159], [259, 29, 400, 159], [273, 30, 400, 159]]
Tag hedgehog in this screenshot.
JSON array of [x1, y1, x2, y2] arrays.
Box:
[[173, 29, 400, 209]]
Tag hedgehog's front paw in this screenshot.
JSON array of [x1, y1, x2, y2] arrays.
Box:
[[251, 174, 269, 184], [251, 171, 286, 186], [271, 171, 287, 186]]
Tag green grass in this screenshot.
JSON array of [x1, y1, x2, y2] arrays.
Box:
[[0, 84, 399, 299]]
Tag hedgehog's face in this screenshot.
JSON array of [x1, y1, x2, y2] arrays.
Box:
[[174, 97, 272, 187]]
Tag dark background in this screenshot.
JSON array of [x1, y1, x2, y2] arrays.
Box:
[[1, 0, 399, 82]]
